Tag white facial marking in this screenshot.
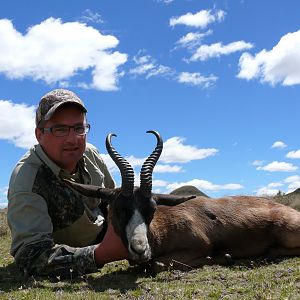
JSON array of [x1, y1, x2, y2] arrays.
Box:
[[126, 209, 151, 260]]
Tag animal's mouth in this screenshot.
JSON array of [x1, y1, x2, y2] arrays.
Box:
[[128, 236, 152, 262], [126, 210, 151, 261]]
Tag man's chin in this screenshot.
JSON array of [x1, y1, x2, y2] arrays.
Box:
[[61, 152, 82, 166]]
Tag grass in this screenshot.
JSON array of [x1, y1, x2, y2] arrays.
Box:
[[1, 208, 300, 299]]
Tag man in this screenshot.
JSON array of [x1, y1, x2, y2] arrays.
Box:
[[7, 89, 128, 278]]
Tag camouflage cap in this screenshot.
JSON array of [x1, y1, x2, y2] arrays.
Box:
[[35, 89, 87, 127]]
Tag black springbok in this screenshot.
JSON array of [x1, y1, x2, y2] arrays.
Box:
[[66, 131, 300, 271]]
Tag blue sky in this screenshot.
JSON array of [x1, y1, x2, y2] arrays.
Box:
[[1, 0, 300, 208]]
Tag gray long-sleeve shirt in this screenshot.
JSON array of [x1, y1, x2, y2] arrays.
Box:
[[7, 143, 114, 278]]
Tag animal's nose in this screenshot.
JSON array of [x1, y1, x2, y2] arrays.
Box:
[[130, 238, 147, 255]]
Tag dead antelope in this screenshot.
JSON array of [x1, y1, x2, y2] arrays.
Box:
[[66, 131, 300, 271]]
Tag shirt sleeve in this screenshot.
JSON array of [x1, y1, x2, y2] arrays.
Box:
[[7, 191, 99, 278], [14, 240, 98, 279]]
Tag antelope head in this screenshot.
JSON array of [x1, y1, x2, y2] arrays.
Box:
[[65, 131, 195, 262]]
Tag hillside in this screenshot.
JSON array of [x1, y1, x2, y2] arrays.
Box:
[[274, 188, 300, 210], [170, 185, 209, 198]]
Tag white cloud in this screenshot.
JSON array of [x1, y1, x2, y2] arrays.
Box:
[[252, 160, 264, 166], [175, 30, 212, 50], [256, 176, 300, 196], [130, 61, 155, 76], [279, 172, 300, 192], [152, 179, 169, 187], [287, 181, 300, 193], [133, 54, 151, 65], [161, 137, 218, 163], [223, 183, 244, 190], [269, 182, 283, 188], [101, 153, 119, 174], [0, 18, 127, 91], [238, 30, 300, 86], [178, 72, 218, 88], [190, 41, 253, 62], [283, 176, 300, 193], [255, 187, 271, 196], [122, 156, 183, 174], [177, 32, 204, 46], [166, 178, 243, 193], [0, 100, 36, 148], [255, 176, 300, 196], [91, 51, 127, 90], [256, 183, 282, 196], [156, 0, 174, 4], [154, 164, 183, 173], [257, 161, 298, 172], [0, 186, 7, 193], [129, 53, 174, 79], [101, 153, 183, 175], [0, 186, 8, 209], [125, 155, 145, 168], [147, 65, 174, 78], [101, 155, 141, 187], [130, 52, 217, 89], [287, 182, 300, 193], [0, 186, 8, 208], [284, 175, 300, 183], [271, 141, 287, 149], [102, 136, 217, 175], [286, 150, 300, 159], [81, 9, 104, 24], [170, 9, 225, 28]]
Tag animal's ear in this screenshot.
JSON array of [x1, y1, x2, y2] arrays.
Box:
[[152, 193, 196, 206], [63, 179, 116, 203]]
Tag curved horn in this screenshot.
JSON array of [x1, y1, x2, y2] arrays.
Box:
[[140, 130, 163, 197], [106, 133, 134, 197]]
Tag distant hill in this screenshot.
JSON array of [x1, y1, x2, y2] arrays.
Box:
[[274, 188, 300, 211], [170, 185, 209, 198]]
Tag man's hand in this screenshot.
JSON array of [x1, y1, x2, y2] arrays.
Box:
[[94, 222, 129, 266]]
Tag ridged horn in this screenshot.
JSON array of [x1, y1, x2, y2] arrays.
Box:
[[140, 130, 163, 197], [106, 133, 134, 197]]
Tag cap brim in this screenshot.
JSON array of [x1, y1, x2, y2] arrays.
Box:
[[43, 101, 87, 121]]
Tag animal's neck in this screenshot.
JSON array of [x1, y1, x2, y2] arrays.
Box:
[[147, 207, 177, 255]]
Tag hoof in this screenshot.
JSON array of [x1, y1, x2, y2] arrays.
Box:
[[224, 253, 234, 265]]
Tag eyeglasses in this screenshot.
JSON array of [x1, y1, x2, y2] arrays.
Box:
[[41, 124, 90, 137]]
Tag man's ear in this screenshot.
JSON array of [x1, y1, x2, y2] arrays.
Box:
[[35, 127, 42, 142], [152, 193, 196, 206]]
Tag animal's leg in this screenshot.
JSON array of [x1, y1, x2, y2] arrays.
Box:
[[149, 251, 233, 273], [149, 250, 207, 273], [195, 253, 234, 266]]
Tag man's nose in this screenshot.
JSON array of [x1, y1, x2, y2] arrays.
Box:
[[65, 128, 78, 141]]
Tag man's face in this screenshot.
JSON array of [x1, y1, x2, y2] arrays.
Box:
[[35, 105, 87, 172]]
